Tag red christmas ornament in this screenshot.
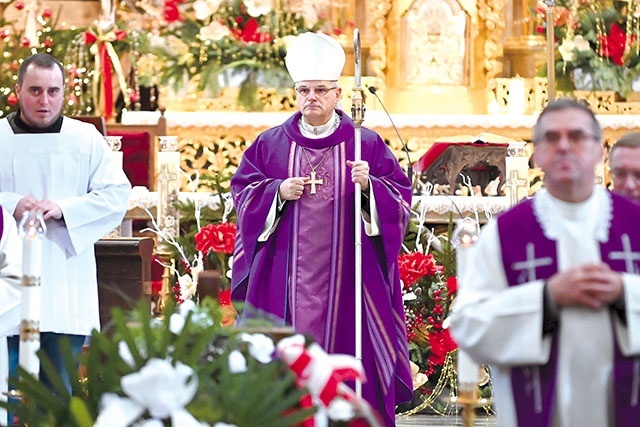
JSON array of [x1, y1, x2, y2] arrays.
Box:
[[7, 93, 18, 106], [42, 8, 53, 18], [14, 1, 25, 10], [21, 37, 30, 47]]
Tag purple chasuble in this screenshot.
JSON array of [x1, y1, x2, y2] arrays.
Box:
[[0, 207, 3, 239], [231, 110, 414, 425], [497, 193, 640, 427]]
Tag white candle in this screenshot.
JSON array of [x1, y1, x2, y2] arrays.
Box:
[[453, 219, 481, 389], [507, 77, 526, 115], [19, 211, 46, 378]]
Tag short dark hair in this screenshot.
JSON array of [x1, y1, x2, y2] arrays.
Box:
[[533, 98, 602, 144], [610, 132, 640, 161], [18, 53, 65, 86]]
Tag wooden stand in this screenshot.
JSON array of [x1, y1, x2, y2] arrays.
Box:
[[95, 237, 154, 328]]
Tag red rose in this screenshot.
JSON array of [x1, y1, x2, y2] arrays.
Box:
[[427, 329, 457, 366], [398, 251, 443, 287], [194, 222, 237, 255], [600, 23, 633, 66], [446, 276, 458, 294]]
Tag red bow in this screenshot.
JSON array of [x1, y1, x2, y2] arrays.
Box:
[[84, 29, 127, 120]]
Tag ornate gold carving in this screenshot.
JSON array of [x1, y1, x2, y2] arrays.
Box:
[[478, 0, 506, 84], [365, 0, 392, 82]]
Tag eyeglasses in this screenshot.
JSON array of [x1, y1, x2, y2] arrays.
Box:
[[294, 86, 338, 98], [538, 130, 598, 148], [610, 168, 640, 183]]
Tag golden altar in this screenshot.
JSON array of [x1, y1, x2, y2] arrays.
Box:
[[122, 110, 640, 187]]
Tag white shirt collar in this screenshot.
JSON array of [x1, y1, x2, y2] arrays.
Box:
[[298, 111, 340, 139]]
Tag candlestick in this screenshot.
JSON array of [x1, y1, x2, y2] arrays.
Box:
[[18, 210, 47, 379]]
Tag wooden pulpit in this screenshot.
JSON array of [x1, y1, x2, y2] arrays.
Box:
[[95, 237, 155, 330]]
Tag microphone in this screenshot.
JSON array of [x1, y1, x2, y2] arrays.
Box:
[[367, 86, 413, 184]]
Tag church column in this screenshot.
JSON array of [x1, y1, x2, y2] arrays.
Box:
[[502, 0, 546, 78]]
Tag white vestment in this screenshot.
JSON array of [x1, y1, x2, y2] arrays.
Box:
[[0, 117, 131, 338], [450, 187, 640, 427], [0, 208, 22, 426]]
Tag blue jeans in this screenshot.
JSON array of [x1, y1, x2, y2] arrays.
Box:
[[7, 333, 85, 425]]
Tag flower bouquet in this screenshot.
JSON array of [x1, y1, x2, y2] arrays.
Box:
[[1, 299, 379, 426], [537, 0, 640, 97], [143, 0, 330, 110]]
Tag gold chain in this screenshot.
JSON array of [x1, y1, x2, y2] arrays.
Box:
[[301, 146, 335, 173]]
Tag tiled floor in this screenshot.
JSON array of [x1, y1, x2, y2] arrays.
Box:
[[395, 414, 496, 426]]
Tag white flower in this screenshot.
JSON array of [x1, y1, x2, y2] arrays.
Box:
[[243, 0, 272, 17], [95, 393, 145, 427], [228, 349, 247, 373], [170, 313, 186, 334], [326, 398, 355, 421], [177, 273, 198, 301], [118, 341, 136, 367], [193, 0, 223, 21], [559, 35, 591, 62], [199, 21, 232, 42], [121, 358, 198, 420], [213, 424, 238, 427], [403, 292, 417, 301], [239, 333, 275, 364]]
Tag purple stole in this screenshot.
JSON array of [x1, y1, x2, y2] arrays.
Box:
[[497, 193, 640, 427]]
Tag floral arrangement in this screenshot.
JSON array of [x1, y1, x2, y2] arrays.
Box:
[[536, 0, 640, 97], [139, 0, 341, 110], [396, 200, 492, 415], [147, 184, 237, 306], [2, 299, 378, 426]]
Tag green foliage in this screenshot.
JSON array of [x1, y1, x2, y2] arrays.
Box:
[[0, 300, 315, 426]]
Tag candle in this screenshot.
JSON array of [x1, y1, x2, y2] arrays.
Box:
[[452, 218, 481, 389], [18, 210, 46, 378], [507, 77, 526, 115]]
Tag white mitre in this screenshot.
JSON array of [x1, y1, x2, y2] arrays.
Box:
[[285, 32, 346, 83]]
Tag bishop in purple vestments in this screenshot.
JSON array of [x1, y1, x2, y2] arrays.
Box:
[[230, 32, 413, 426]]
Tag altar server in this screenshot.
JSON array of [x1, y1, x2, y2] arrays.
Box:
[[450, 98, 640, 427], [230, 32, 413, 425], [0, 53, 131, 402]]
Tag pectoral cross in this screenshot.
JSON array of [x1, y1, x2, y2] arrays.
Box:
[[304, 171, 324, 195]]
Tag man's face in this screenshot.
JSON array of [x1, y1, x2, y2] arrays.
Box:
[[295, 80, 341, 127], [16, 64, 65, 128], [532, 108, 603, 197], [610, 146, 640, 202]]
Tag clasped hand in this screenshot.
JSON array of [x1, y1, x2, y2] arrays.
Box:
[[15, 196, 63, 221], [547, 263, 624, 310]]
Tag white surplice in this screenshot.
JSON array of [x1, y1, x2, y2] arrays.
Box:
[[0, 117, 131, 337], [450, 186, 640, 427]]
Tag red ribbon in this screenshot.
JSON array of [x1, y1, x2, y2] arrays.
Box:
[[84, 29, 127, 120]]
